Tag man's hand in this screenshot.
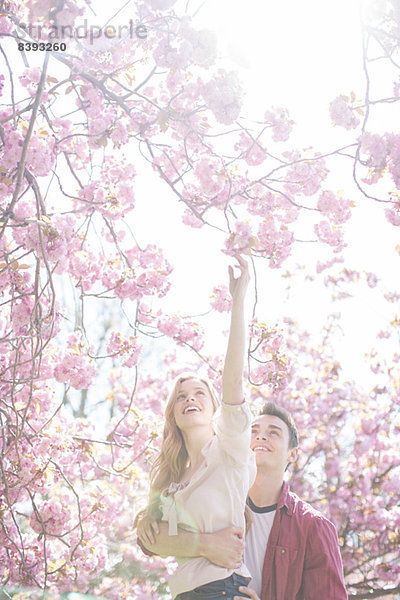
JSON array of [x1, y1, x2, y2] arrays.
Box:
[[200, 526, 245, 569], [234, 586, 260, 600]]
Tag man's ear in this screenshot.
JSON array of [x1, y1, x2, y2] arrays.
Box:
[[287, 446, 299, 465]]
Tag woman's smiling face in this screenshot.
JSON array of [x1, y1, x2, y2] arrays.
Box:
[[173, 379, 215, 431]]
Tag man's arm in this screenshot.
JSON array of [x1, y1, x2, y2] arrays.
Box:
[[302, 517, 347, 600], [138, 521, 245, 569]]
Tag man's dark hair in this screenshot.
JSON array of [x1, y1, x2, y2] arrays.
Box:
[[258, 402, 299, 449]]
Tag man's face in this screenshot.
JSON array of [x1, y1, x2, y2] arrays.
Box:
[[250, 414, 298, 473]]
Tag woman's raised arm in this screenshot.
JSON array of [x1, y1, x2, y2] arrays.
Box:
[[222, 255, 250, 406]]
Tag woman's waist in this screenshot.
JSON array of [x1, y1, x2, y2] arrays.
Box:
[[169, 558, 251, 598]]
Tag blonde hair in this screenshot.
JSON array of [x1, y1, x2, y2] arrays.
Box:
[[147, 373, 220, 517]]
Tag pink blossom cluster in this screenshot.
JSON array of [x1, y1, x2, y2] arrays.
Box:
[[68, 247, 105, 291], [257, 217, 295, 268], [366, 272, 378, 288], [154, 22, 217, 70], [12, 212, 77, 272], [25, 0, 84, 34], [1, 1, 400, 596], [0, 13, 13, 35], [193, 157, 230, 202], [246, 192, 275, 217], [71, 534, 108, 582], [385, 133, 400, 188], [137, 302, 161, 326], [316, 256, 344, 273], [264, 107, 294, 142], [27, 0, 57, 18], [377, 330, 391, 339], [150, 145, 189, 182], [0, 121, 55, 179], [285, 155, 328, 197], [317, 190, 351, 224], [102, 244, 172, 300], [10, 295, 34, 335], [106, 331, 142, 368], [360, 132, 387, 169], [210, 285, 232, 312], [9, 292, 59, 342], [19, 67, 41, 97], [25, 134, 56, 177], [314, 220, 346, 252], [122, 372, 169, 415], [234, 133, 267, 166], [224, 221, 256, 256], [384, 201, 400, 226], [275, 195, 300, 225], [51, 0, 84, 29], [53, 333, 97, 390], [249, 321, 290, 392], [384, 291, 400, 303], [110, 415, 152, 456], [30, 494, 73, 536], [78, 159, 136, 219], [202, 71, 243, 125], [77, 85, 117, 150], [329, 94, 360, 130], [157, 315, 204, 351], [182, 209, 204, 228]]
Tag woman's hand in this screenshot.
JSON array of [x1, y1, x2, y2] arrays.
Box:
[[136, 513, 160, 547], [229, 255, 250, 303]]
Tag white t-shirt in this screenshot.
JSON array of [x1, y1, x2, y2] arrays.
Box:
[[244, 497, 277, 598], [159, 402, 257, 599]]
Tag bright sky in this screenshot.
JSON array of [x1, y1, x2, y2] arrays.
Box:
[[131, 0, 400, 387], [195, 0, 364, 143], [9, 0, 397, 391]]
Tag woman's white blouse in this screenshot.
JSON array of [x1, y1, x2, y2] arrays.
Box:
[[159, 401, 257, 598]]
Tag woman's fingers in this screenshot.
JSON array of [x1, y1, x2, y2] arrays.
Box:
[[234, 255, 249, 280], [235, 254, 248, 269]]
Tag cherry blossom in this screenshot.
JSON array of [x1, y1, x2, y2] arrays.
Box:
[[329, 94, 361, 130], [0, 0, 399, 598]]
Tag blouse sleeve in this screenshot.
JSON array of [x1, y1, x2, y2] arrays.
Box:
[[209, 401, 253, 467]]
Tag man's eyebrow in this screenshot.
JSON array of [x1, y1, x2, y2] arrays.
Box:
[[251, 422, 283, 431], [269, 424, 283, 432]]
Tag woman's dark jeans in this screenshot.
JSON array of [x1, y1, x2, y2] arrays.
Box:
[[175, 573, 250, 600]]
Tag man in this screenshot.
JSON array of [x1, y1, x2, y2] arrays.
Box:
[[137, 402, 347, 600]]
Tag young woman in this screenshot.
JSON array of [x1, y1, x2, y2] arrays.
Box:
[[137, 256, 256, 600]]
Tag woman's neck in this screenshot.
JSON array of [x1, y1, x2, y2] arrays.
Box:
[[181, 425, 214, 474]]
